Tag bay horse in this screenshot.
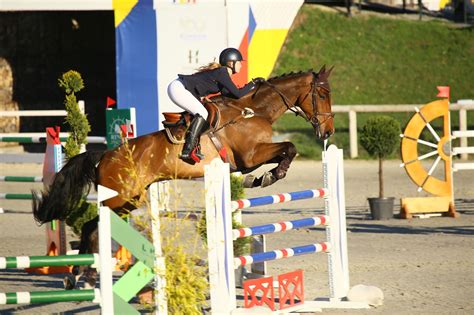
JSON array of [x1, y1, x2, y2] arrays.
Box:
[[32, 66, 334, 288]]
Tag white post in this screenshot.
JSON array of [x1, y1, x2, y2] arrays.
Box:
[[78, 100, 86, 153], [98, 205, 114, 314], [459, 108, 468, 160], [149, 183, 168, 314], [323, 145, 350, 300], [97, 185, 119, 314], [205, 159, 236, 314], [349, 110, 358, 159], [156, 181, 170, 213]]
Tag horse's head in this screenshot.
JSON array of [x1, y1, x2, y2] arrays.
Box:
[[262, 66, 335, 140], [298, 65, 335, 140]]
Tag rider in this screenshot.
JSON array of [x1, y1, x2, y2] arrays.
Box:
[[167, 47, 265, 162]]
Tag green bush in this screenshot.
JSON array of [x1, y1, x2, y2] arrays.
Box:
[[360, 116, 401, 197], [59, 70, 90, 159], [230, 174, 245, 200], [65, 199, 98, 235], [58, 70, 95, 234], [360, 116, 401, 159]]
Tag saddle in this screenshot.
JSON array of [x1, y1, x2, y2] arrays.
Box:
[[162, 103, 232, 165], [162, 103, 220, 132]]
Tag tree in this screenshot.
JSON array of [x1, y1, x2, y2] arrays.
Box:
[[360, 116, 401, 198]]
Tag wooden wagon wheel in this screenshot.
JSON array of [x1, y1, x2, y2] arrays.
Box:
[[400, 99, 453, 197], [399, 99, 458, 218]]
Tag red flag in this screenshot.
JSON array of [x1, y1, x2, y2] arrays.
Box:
[[106, 96, 116, 108], [436, 86, 450, 100]]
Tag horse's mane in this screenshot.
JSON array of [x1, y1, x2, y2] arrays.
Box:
[[208, 67, 330, 109], [267, 70, 313, 82]]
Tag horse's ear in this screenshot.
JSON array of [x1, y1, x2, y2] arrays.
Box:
[[327, 66, 335, 77], [319, 65, 327, 74]]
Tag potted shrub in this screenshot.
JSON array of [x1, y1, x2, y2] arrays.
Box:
[[360, 116, 401, 220]]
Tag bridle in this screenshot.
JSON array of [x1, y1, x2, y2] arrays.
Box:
[[260, 72, 334, 131], [206, 72, 334, 134]]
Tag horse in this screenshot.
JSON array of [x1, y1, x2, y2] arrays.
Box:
[[32, 66, 334, 288]]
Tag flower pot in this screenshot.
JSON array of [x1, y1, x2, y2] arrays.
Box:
[[368, 197, 394, 220]]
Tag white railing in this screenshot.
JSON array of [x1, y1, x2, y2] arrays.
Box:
[[332, 100, 474, 159]]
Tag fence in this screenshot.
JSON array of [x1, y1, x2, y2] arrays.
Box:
[[332, 100, 474, 158]]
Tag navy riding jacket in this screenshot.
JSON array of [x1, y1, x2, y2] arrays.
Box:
[[178, 67, 255, 100]]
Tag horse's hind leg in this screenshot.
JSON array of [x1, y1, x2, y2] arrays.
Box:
[[243, 142, 297, 188], [64, 217, 99, 290]]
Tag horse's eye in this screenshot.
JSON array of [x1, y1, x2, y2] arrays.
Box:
[[319, 95, 326, 100]]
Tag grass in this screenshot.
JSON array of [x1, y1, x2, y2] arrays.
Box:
[[272, 5, 474, 159]]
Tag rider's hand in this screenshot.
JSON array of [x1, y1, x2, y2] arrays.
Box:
[[252, 77, 265, 84]]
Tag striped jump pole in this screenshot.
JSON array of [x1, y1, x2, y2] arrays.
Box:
[[234, 242, 331, 268], [205, 145, 366, 313], [0, 193, 34, 200], [0, 254, 98, 269], [0, 136, 106, 144], [232, 215, 329, 239], [231, 188, 328, 211], [0, 289, 100, 305], [0, 193, 97, 201], [0, 176, 43, 183]]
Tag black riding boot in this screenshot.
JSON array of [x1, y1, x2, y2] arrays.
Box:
[[180, 114, 209, 163]]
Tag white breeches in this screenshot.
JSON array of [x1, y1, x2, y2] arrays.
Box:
[[167, 79, 208, 120]]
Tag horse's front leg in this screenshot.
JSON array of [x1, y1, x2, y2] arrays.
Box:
[[242, 142, 297, 188]]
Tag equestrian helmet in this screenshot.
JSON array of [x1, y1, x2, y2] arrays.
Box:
[[219, 48, 243, 66]]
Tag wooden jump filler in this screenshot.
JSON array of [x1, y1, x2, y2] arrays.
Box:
[[400, 99, 468, 218]]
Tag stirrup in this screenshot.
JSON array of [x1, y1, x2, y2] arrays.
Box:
[[180, 145, 204, 163], [190, 145, 204, 163]]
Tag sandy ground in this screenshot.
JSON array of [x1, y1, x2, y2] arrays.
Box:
[[0, 157, 473, 314]]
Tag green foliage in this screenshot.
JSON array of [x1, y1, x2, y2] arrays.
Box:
[[65, 199, 98, 235], [58, 70, 94, 234], [164, 244, 207, 315], [58, 70, 84, 94], [272, 6, 474, 160], [275, 5, 474, 104], [360, 116, 401, 159], [59, 70, 91, 158], [230, 173, 245, 200]]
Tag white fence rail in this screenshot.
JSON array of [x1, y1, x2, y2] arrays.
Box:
[[332, 100, 474, 159]]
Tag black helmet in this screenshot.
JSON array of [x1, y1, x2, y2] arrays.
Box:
[[219, 48, 243, 66]]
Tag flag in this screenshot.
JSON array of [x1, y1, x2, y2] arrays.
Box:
[[436, 86, 450, 100], [106, 96, 116, 108]]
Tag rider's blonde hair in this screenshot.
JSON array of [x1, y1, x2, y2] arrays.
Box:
[[195, 62, 221, 73]]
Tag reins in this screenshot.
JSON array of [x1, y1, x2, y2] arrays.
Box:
[[204, 72, 334, 134], [260, 75, 334, 131], [203, 96, 255, 133]]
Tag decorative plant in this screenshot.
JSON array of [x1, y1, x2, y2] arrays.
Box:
[[58, 70, 90, 158], [58, 70, 95, 234], [360, 116, 401, 198]]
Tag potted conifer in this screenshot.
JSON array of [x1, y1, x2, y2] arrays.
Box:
[[360, 116, 401, 220]]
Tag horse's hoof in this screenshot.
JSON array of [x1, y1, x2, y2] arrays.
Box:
[[64, 274, 76, 290], [84, 282, 96, 289], [243, 175, 256, 188], [261, 172, 277, 187]]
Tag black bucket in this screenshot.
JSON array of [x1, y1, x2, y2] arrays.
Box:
[[368, 197, 394, 220]]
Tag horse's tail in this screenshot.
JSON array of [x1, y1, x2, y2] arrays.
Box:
[[32, 150, 104, 224]]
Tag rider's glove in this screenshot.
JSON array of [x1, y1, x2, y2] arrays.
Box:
[[252, 77, 266, 84]]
